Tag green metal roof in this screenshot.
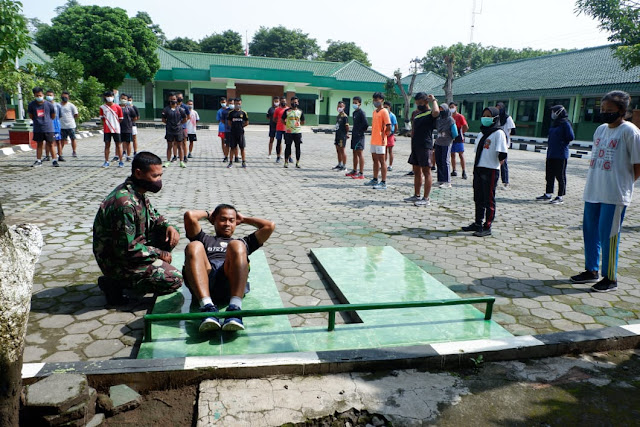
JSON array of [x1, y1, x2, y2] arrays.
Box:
[[156, 47, 389, 88], [18, 44, 50, 67], [451, 45, 640, 98], [401, 72, 446, 95]]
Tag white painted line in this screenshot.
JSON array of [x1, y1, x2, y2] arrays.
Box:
[[431, 335, 544, 355], [0, 147, 15, 156], [620, 324, 640, 335], [22, 363, 45, 378], [184, 352, 321, 370], [16, 144, 32, 151]]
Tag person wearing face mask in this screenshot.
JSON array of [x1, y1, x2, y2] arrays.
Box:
[[225, 99, 240, 163], [384, 101, 397, 172], [495, 102, 516, 189], [46, 90, 64, 163], [162, 93, 188, 168], [460, 107, 508, 237], [175, 92, 191, 163], [273, 96, 288, 163], [28, 87, 57, 167], [434, 104, 458, 188], [93, 151, 183, 306], [59, 91, 79, 158], [100, 90, 124, 168], [266, 95, 280, 158], [449, 102, 469, 179], [226, 98, 249, 168], [365, 92, 391, 190], [127, 95, 140, 155], [119, 93, 138, 162], [536, 105, 574, 204], [217, 97, 230, 162], [186, 100, 200, 159], [570, 90, 640, 293], [348, 96, 368, 179], [333, 101, 349, 171]]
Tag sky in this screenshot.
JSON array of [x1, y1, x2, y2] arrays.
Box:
[[23, 0, 612, 77]]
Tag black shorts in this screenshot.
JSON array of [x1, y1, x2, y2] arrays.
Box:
[[224, 132, 231, 145], [408, 146, 433, 167], [104, 133, 121, 143], [351, 136, 365, 151], [120, 133, 132, 143], [335, 135, 347, 148], [60, 129, 76, 140], [33, 132, 55, 143], [285, 133, 302, 145], [187, 134, 197, 142], [193, 260, 250, 305], [165, 133, 183, 142], [229, 133, 246, 149], [269, 124, 276, 138]]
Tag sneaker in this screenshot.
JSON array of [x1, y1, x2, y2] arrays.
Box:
[[345, 170, 357, 177], [57, 155, 65, 162], [187, 153, 193, 158], [242, 161, 247, 168], [112, 156, 119, 161], [353, 173, 365, 180], [171, 156, 177, 162], [570, 270, 598, 284], [267, 155, 271, 159], [338, 165, 346, 171], [97, 276, 129, 306], [405, 171, 414, 176], [183, 156, 188, 163], [404, 195, 421, 203], [503, 183, 510, 189], [72, 152, 77, 158], [590, 277, 617, 293], [221, 304, 244, 331], [126, 156, 132, 162], [473, 228, 492, 237], [163, 161, 170, 168], [199, 303, 221, 333], [284, 162, 289, 168], [550, 197, 564, 205], [276, 157, 281, 163], [32, 160, 43, 167], [536, 194, 553, 201], [52, 160, 59, 167], [118, 161, 124, 168], [180, 161, 186, 168], [414, 197, 430, 207], [387, 166, 393, 172], [461, 222, 482, 232], [332, 164, 342, 170], [295, 162, 301, 169], [439, 182, 452, 188], [235, 157, 240, 163], [451, 170, 458, 177], [227, 162, 233, 168], [43, 156, 50, 161], [102, 161, 110, 168], [364, 178, 378, 186], [222, 157, 228, 163], [462, 171, 467, 179], [373, 181, 387, 190], [288, 157, 294, 163]]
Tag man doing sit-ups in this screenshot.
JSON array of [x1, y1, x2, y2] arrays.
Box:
[[183, 205, 275, 333]]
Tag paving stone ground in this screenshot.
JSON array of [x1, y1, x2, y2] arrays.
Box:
[[1, 126, 638, 362]]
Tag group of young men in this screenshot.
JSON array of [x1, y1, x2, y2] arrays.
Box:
[[100, 89, 142, 168], [266, 95, 305, 168], [160, 91, 200, 169]]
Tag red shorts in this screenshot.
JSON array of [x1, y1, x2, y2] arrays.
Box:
[[387, 134, 396, 147], [218, 132, 225, 139]]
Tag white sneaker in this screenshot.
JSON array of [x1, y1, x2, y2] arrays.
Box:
[[414, 197, 430, 207], [439, 182, 452, 188]]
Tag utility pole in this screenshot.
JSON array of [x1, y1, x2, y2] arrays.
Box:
[[470, 0, 483, 43]]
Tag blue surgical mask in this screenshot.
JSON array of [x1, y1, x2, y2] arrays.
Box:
[[373, 101, 382, 108], [35, 96, 44, 102], [46, 95, 54, 101], [352, 104, 359, 110], [481, 117, 495, 127]]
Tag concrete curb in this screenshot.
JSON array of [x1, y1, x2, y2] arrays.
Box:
[[21, 324, 640, 391], [0, 131, 97, 156]]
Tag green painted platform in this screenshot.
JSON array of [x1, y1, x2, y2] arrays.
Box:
[[138, 247, 512, 359]]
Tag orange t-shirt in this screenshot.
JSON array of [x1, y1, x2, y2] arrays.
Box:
[[370, 107, 391, 146]]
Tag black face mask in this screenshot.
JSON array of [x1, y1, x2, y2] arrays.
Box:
[[417, 104, 427, 112], [291, 103, 299, 108], [132, 176, 162, 193], [280, 102, 286, 107], [61, 97, 69, 102], [170, 100, 177, 105], [177, 98, 183, 103], [601, 111, 622, 124]]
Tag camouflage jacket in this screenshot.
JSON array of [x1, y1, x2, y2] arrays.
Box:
[[93, 178, 175, 273]]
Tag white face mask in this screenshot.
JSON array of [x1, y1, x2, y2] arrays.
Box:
[[105, 97, 114, 103], [221, 103, 226, 108], [337, 107, 344, 113], [449, 108, 456, 114], [274, 102, 280, 107]]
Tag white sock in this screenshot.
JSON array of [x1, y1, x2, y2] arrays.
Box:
[[199, 297, 213, 308], [230, 296, 242, 309], [546, 193, 553, 197]]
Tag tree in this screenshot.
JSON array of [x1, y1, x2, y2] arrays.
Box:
[[394, 69, 418, 133], [249, 26, 320, 59], [200, 30, 243, 55], [576, 0, 640, 69], [35, 5, 160, 89], [135, 11, 166, 46], [322, 40, 371, 66], [0, 0, 30, 121], [54, 0, 79, 15], [166, 37, 201, 52]]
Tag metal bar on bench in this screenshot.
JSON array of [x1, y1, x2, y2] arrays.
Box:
[[144, 297, 495, 342]]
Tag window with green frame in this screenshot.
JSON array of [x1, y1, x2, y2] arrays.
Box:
[[516, 100, 538, 122], [473, 102, 484, 121]]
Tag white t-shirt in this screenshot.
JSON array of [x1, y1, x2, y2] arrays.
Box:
[[583, 121, 640, 206], [500, 116, 516, 144], [475, 129, 509, 170], [186, 109, 200, 134]]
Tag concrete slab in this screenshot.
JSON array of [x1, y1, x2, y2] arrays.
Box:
[[109, 384, 142, 414], [24, 373, 89, 414]]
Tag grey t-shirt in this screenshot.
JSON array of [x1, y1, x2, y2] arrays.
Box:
[[59, 102, 78, 129]]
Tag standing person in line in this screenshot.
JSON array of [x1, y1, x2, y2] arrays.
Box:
[[100, 90, 124, 168], [434, 104, 458, 188], [175, 92, 191, 164], [127, 94, 140, 155], [28, 87, 57, 167], [496, 102, 516, 189], [282, 96, 305, 169], [217, 97, 229, 162], [333, 100, 349, 171], [384, 101, 397, 172], [404, 92, 439, 206], [225, 99, 239, 163], [119, 93, 137, 162], [59, 91, 79, 158], [450, 102, 469, 179], [273, 96, 288, 163], [347, 96, 368, 179], [186, 99, 200, 159], [536, 105, 574, 204], [266, 95, 279, 159], [161, 93, 187, 168], [570, 90, 640, 292], [364, 92, 391, 190], [46, 90, 63, 162], [461, 107, 508, 237], [227, 98, 249, 168]]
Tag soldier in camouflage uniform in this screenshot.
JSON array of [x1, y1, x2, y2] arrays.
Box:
[[93, 151, 183, 304]]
